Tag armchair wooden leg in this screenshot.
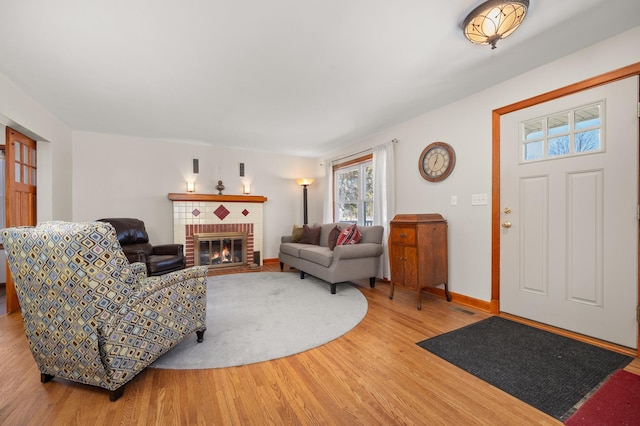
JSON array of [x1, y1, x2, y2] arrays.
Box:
[[196, 330, 205, 343], [330, 283, 336, 294], [110, 385, 125, 402], [300, 271, 305, 279], [40, 373, 54, 383], [280, 261, 284, 271], [369, 277, 376, 288]]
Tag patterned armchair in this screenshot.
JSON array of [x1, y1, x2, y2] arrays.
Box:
[[1, 221, 208, 401]]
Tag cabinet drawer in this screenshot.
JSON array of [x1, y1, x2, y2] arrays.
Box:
[[390, 227, 416, 245]]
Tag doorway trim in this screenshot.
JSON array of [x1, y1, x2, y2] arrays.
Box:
[[491, 62, 640, 355]]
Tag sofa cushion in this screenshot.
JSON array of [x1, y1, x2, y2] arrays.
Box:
[[337, 224, 361, 245], [299, 246, 334, 268], [280, 242, 313, 257], [300, 224, 321, 245], [291, 225, 304, 243]]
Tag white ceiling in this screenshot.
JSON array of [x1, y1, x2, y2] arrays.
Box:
[[0, 0, 638, 157]]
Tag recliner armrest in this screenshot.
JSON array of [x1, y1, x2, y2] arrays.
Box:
[[122, 248, 146, 264], [151, 244, 184, 256]]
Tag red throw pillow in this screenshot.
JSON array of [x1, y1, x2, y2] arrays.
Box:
[[299, 224, 321, 245], [336, 224, 361, 246]]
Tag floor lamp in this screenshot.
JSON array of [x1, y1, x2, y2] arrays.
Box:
[[296, 178, 315, 225]]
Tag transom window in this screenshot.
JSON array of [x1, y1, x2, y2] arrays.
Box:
[[334, 156, 373, 226], [521, 101, 604, 162]]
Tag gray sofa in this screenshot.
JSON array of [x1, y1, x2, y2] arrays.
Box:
[[279, 222, 384, 294]]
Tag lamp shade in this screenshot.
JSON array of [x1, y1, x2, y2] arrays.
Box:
[[296, 178, 315, 186], [463, 0, 529, 49]]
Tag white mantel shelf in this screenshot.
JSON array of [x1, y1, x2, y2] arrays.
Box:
[[167, 193, 268, 203]]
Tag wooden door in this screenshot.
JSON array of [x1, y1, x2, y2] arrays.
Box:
[[4, 127, 37, 313]]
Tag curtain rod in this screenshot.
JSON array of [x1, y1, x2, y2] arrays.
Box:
[[329, 138, 398, 164]]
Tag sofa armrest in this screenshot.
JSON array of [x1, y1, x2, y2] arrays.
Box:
[[151, 244, 184, 256], [281, 235, 293, 243], [333, 243, 383, 260]]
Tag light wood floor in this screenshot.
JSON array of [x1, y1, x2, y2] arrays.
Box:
[[1, 264, 638, 425]]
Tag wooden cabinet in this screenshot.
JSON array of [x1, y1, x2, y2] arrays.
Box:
[[388, 214, 450, 310]]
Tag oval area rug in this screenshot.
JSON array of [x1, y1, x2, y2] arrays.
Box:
[[150, 271, 368, 369]]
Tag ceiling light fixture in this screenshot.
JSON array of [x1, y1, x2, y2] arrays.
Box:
[[463, 0, 529, 49]]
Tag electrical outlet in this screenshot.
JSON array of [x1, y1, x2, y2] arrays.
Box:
[[472, 193, 488, 206], [451, 195, 457, 206]]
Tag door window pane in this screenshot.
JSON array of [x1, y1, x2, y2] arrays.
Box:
[[521, 102, 604, 162], [524, 120, 543, 141], [524, 141, 543, 160], [548, 136, 569, 156], [575, 104, 600, 130], [575, 130, 601, 153], [548, 113, 569, 136]]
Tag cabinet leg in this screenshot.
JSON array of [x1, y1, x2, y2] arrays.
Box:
[[417, 292, 422, 310], [389, 282, 395, 300], [444, 282, 451, 302]]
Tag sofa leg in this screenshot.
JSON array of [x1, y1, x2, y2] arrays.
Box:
[[330, 283, 336, 294], [279, 261, 284, 271], [369, 277, 376, 288], [40, 373, 54, 383], [110, 385, 125, 402], [300, 270, 305, 279], [196, 330, 205, 343]]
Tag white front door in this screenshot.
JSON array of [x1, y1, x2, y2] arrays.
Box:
[[500, 76, 638, 349]]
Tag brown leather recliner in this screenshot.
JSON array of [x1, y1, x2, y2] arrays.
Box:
[[97, 218, 185, 276]]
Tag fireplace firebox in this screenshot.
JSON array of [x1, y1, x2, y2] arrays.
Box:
[[194, 232, 247, 269]]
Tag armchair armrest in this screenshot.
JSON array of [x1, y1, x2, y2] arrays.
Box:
[[99, 266, 209, 377], [151, 244, 184, 256]]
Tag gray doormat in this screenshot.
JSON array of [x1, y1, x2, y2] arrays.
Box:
[[417, 316, 633, 420]]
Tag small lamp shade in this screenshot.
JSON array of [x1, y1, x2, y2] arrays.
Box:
[[186, 181, 195, 192], [296, 178, 315, 186], [243, 184, 251, 194]]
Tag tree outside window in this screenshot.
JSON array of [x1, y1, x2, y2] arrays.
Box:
[[334, 158, 373, 225]]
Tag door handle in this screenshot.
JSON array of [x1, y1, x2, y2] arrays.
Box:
[[501, 221, 512, 228]]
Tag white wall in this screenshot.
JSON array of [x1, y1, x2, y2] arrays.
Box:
[[0, 73, 73, 222], [71, 131, 320, 258], [320, 26, 640, 302]]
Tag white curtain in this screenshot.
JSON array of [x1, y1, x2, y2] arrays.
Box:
[[323, 160, 334, 223], [373, 141, 395, 279]]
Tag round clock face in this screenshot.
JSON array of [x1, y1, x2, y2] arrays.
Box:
[[419, 142, 456, 182]]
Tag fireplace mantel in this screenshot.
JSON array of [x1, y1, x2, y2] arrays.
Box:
[[168, 193, 268, 203]]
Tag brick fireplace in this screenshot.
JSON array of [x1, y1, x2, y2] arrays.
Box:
[[168, 193, 268, 268]]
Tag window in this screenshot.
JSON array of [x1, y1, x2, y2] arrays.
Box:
[[522, 102, 603, 162], [334, 156, 373, 226]]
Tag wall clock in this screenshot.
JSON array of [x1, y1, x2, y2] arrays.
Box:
[[418, 142, 456, 182]]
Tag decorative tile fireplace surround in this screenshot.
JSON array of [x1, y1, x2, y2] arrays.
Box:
[[168, 193, 268, 268]]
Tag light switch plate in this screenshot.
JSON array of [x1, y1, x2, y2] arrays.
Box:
[[472, 193, 488, 206]]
